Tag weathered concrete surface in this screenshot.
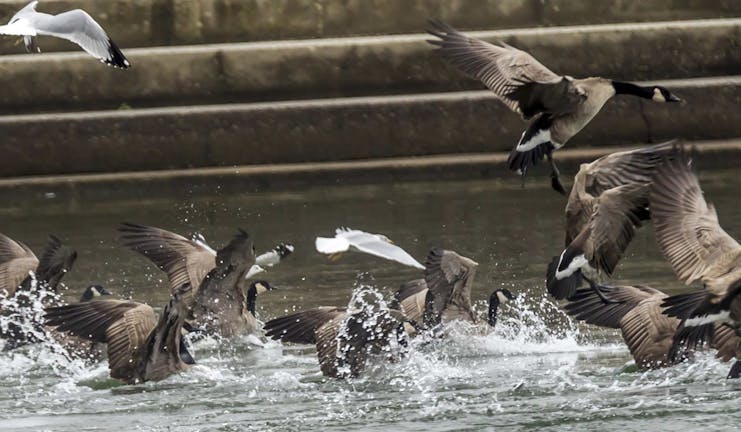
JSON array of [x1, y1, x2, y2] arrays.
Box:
[[0, 140, 738, 205], [0, 19, 739, 113], [0, 76, 737, 177], [0, 0, 738, 54]]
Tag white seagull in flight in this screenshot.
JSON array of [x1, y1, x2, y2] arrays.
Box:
[[315, 227, 425, 269], [0, 1, 130, 68]]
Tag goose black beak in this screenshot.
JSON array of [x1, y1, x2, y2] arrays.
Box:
[[667, 93, 681, 102]]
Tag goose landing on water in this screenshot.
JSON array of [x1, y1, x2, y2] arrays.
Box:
[[1, 235, 77, 349], [427, 20, 680, 194], [546, 143, 680, 302], [565, 284, 741, 371], [393, 278, 514, 330], [118, 223, 285, 337], [263, 289, 419, 378], [45, 284, 195, 384], [648, 153, 741, 378]]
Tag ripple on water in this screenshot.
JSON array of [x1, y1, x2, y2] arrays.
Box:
[[2, 285, 741, 431]]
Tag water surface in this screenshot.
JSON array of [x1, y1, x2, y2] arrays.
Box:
[[1, 172, 740, 431]]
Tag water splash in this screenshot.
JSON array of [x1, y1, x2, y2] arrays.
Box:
[[0, 276, 92, 381], [0, 273, 62, 350], [334, 283, 411, 379]]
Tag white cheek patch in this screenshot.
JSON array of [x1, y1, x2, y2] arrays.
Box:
[[555, 253, 588, 280], [516, 129, 551, 152], [496, 291, 509, 304], [245, 264, 265, 279], [652, 88, 666, 103], [685, 310, 731, 327]]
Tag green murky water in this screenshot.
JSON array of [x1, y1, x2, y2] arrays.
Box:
[[1, 171, 740, 431]]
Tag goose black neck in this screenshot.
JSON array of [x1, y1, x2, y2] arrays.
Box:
[[488, 295, 501, 328], [612, 81, 653, 99], [247, 285, 257, 316]]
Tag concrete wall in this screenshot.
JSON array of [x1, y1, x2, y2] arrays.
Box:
[[0, 0, 738, 53], [0, 77, 737, 176], [0, 19, 738, 113]]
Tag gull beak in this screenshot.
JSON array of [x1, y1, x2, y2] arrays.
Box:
[[328, 253, 344, 262]]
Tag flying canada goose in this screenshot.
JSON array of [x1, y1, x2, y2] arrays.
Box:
[[391, 248, 480, 329], [426, 20, 681, 194], [315, 227, 425, 269], [45, 283, 194, 384], [1, 235, 77, 349], [565, 284, 741, 371], [264, 288, 417, 378], [393, 278, 514, 329], [546, 143, 680, 301], [648, 154, 741, 377], [0, 1, 130, 68]]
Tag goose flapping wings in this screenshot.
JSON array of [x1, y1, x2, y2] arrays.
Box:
[[119, 223, 280, 297], [651, 158, 741, 289], [264, 299, 414, 378], [45, 284, 194, 384], [427, 19, 582, 119], [0, 233, 38, 299], [45, 298, 158, 382], [565, 284, 741, 369], [651, 155, 741, 333], [423, 248, 479, 325], [547, 143, 680, 300], [0, 1, 130, 68], [119, 222, 217, 302], [315, 227, 425, 269]]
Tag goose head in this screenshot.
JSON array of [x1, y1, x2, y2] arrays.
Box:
[[79, 284, 112, 302], [488, 288, 514, 328], [651, 86, 681, 103], [246, 280, 276, 315]]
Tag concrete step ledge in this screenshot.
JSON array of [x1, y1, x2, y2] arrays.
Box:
[[0, 0, 738, 54], [0, 18, 739, 113], [1, 139, 739, 206], [0, 76, 738, 177]]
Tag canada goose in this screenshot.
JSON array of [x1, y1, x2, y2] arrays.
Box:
[[0, 1, 130, 68], [546, 143, 680, 301], [390, 248, 480, 329], [393, 278, 514, 329], [188, 231, 276, 337], [1, 235, 77, 349], [45, 283, 194, 384], [78, 284, 112, 302], [264, 289, 417, 378], [118, 222, 289, 304], [315, 227, 425, 269], [0, 232, 39, 300], [55, 284, 112, 361], [427, 20, 681, 194], [648, 154, 741, 377], [0, 234, 76, 304], [565, 284, 741, 370]]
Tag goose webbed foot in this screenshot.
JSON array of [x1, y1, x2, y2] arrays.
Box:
[[582, 275, 618, 304], [548, 154, 567, 196]]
